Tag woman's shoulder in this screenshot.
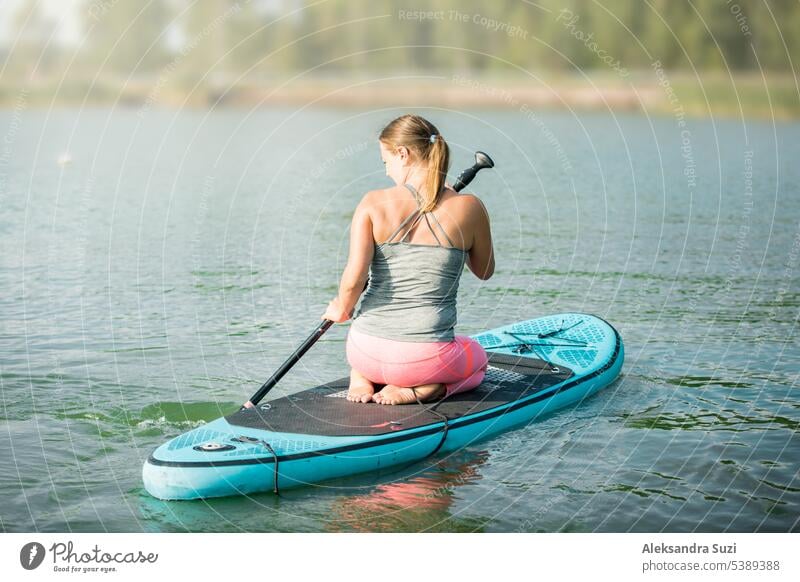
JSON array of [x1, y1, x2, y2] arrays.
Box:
[[360, 186, 400, 206], [449, 191, 489, 219], [444, 189, 481, 206], [358, 186, 483, 216], [439, 189, 488, 221]]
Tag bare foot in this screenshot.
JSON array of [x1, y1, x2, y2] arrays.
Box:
[[347, 368, 376, 403], [373, 383, 446, 405]]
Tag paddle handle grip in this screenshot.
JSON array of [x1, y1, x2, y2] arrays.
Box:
[[451, 166, 480, 192], [452, 151, 494, 192]]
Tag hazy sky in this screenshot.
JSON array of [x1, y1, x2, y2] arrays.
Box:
[[0, 0, 83, 46], [0, 0, 285, 49]]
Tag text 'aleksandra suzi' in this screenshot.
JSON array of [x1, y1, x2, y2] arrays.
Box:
[[642, 542, 737, 554]]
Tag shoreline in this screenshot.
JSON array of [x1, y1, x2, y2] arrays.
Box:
[[0, 73, 797, 119]]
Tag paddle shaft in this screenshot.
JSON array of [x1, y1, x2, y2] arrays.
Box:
[[243, 152, 494, 409]]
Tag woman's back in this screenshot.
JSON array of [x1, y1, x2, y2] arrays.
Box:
[[351, 183, 492, 342], [369, 184, 494, 279], [371, 184, 469, 248]]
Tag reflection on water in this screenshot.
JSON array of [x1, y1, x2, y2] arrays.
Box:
[[323, 453, 489, 533]]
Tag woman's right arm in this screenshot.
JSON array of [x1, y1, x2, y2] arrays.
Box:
[[465, 195, 495, 280]]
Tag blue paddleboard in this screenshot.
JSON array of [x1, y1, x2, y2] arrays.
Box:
[[143, 312, 623, 500]]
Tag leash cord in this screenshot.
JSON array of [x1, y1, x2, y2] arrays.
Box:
[[411, 387, 450, 457], [259, 440, 280, 495]]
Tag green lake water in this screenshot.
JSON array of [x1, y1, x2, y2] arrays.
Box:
[[1, 107, 798, 532]]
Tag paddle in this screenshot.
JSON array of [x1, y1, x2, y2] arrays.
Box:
[[242, 151, 495, 410]]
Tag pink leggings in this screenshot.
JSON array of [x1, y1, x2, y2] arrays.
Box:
[[346, 326, 489, 398]]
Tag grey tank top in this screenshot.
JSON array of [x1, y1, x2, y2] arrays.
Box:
[[351, 184, 467, 342]]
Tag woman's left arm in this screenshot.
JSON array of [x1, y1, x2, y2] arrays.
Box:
[[322, 196, 374, 323]]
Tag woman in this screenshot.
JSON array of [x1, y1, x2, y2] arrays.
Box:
[[321, 114, 495, 405]]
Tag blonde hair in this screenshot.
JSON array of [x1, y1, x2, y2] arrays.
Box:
[[379, 114, 450, 213]]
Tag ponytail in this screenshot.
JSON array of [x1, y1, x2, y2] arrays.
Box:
[[379, 114, 450, 212], [422, 134, 449, 213]]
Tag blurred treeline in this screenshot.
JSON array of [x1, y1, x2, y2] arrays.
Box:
[[1, 0, 798, 114]]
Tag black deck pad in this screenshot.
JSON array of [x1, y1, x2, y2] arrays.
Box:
[[225, 353, 574, 437]]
